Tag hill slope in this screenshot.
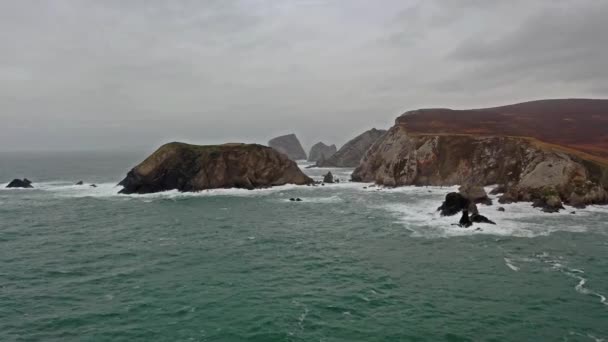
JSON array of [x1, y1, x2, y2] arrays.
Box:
[[397, 99, 608, 159]]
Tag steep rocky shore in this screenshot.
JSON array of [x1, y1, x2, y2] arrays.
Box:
[[317, 128, 386, 167], [352, 126, 608, 211], [268, 134, 307, 160], [119, 142, 313, 194]]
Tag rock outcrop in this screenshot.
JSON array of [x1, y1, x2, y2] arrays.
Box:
[[323, 172, 334, 184], [352, 120, 608, 211], [308, 142, 337, 163], [317, 128, 386, 167], [6, 178, 33, 188], [268, 134, 307, 161], [118, 142, 313, 194]]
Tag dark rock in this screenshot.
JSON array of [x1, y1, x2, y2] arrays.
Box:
[[323, 172, 334, 184], [296, 198, 302, 202], [497, 207, 506, 212], [308, 142, 337, 163], [118, 142, 313, 194], [268, 134, 307, 160], [6, 178, 33, 188], [438, 192, 471, 216], [571, 211, 576, 214], [90, 184, 97, 188], [289, 198, 295, 201], [532, 195, 565, 213], [471, 213, 496, 225], [76, 181, 84, 185], [458, 210, 472, 228]]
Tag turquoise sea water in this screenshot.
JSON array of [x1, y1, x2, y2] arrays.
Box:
[[1, 151, 607, 341]]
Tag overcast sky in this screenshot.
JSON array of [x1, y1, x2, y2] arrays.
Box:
[[1, 0, 607, 152]]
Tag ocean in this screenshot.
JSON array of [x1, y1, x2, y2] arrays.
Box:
[[1, 151, 607, 341]]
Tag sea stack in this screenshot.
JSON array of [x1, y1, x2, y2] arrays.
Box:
[[316, 128, 386, 167], [268, 134, 307, 161], [118, 142, 313, 194], [352, 99, 608, 211], [6, 178, 33, 188], [308, 142, 337, 163]]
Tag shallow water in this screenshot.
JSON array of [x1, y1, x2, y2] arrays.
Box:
[[1, 152, 607, 341]]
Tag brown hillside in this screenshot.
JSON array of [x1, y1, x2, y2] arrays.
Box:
[[397, 99, 608, 159]]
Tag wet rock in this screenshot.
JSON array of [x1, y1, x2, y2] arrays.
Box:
[[471, 213, 496, 225], [6, 178, 33, 188], [323, 172, 334, 184], [438, 192, 471, 216], [90, 184, 97, 188], [458, 210, 472, 228], [75, 181, 84, 185], [497, 207, 506, 212], [532, 195, 565, 213]]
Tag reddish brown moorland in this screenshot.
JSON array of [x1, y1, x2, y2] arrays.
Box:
[[397, 99, 608, 159]]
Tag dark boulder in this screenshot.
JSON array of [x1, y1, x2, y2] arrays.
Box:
[[323, 172, 334, 184], [497, 207, 506, 212], [90, 184, 97, 188], [490, 185, 507, 195], [438, 192, 472, 216], [532, 196, 565, 213], [6, 178, 33, 188], [458, 210, 472, 228], [75, 181, 84, 185], [471, 213, 496, 225]]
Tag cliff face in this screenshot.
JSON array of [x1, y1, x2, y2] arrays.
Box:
[[268, 134, 307, 160], [118, 142, 313, 194], [397, 99, 608, 159], [308, 142, 337, 163], [317, 128, 386, 167], [352, 125, 608, 208]]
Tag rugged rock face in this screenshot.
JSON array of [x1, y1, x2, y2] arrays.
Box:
[[317, 128, 386, 167], [308, 142, 337, 163], [352, 125, 608, 209], [118, 142, 313, 194], [459, 184, 492, 205], [323, 172, 334, 184], [268, 134, 307, 160], [6, 178, 33, 188]]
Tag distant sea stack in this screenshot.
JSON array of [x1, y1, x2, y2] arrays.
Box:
[[352, 99, 608, 210], [308, 142, 337, 163], [317, 128, 386, 167], [268, 134, 307, 160], [118, 142, 313, 194]]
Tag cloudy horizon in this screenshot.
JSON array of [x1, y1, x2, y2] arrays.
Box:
[[1, 0, 607, 152]]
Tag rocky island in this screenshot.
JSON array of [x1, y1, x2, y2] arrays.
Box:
[[268, 134, 307, 160], [352, 99, 608, 211], [316, 128, 386, 167], [118, 142, 313, 194], [308, 142, 337, 163]]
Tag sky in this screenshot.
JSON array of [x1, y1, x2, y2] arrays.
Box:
[[1, 0, 607, 152]]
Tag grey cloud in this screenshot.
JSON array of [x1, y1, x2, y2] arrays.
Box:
[[0, 0, 605, 151]]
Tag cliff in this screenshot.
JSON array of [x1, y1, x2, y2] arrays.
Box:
[[317, 128, 386, 167], [268, 134, 307, 160], [118, 142, 313, 194], [352, 99, 608, 209], [397, 99, 608, 159], [308, 142, 337, 163]]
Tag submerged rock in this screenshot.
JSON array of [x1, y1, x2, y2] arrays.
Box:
[[471, 213, 496, 225], [118, 142, 313, 194], [6, 178, 33, 188], [268, 134, 307, 161], [75, 181, 84, 185]]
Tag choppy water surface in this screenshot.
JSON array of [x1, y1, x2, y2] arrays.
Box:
[[1, 152, 607, 341]]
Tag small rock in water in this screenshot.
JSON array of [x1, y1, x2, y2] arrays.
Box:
[[75, 181, 84, 185], [90, 184, 97, 188], [571, 211, 576, 214], [296, 198, 302, 202], [497, 207, 506, 212], [6, 178, 33, 188], [289, 198, 296, 201]]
